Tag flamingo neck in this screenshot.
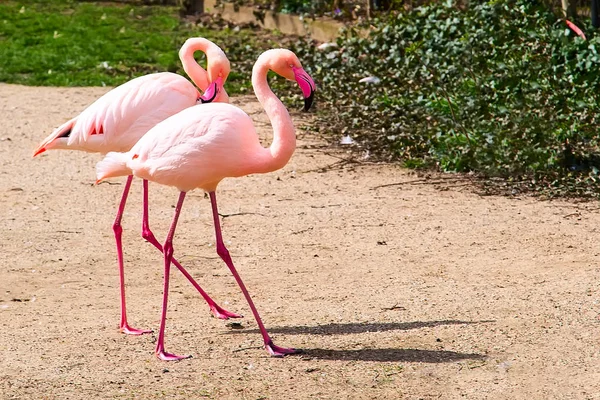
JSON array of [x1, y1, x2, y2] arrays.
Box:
[[179, 38, 211, 91], [252, 61, 296, 174]]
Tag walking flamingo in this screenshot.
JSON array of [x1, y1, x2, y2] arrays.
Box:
[[33, 38, 240, 336], [96, 48, 316, 360]]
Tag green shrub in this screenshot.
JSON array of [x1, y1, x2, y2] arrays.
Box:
[[294, 0, 600, 196]]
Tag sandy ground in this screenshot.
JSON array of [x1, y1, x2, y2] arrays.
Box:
[[1, 83, 600, 399]]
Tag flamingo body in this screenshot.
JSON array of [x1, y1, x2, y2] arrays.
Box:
[[97, 103, 268, 193], [35, 73, 200, 155], [34, 36, 231, 157]]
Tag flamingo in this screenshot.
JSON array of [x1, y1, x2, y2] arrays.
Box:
[[96, 48, 316, 360], [33, 38, 240, 336]]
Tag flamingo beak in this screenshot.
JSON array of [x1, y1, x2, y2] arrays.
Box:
[[33, 147, 46, 157], [293, 67, 316, 112], [199, 77, 223, 104]]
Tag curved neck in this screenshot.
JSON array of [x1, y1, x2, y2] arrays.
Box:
[[252, 60, 296, 174], [179, 38, 210, 91]]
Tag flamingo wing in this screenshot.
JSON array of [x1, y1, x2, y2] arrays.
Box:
[[34, 72, 199, 156], [66, 73, 199, 153]]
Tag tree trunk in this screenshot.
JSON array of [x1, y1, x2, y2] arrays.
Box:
[[561, 0, 576, 18], [178, 0, 204, 14]]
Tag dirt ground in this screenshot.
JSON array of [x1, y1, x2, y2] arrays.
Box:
[[1, 83, 600, 399]]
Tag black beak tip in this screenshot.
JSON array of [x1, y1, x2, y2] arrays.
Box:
[[303, 91, 315, 112]]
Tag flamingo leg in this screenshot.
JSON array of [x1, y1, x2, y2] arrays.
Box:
[[140, 180, 242, 320], [155, 192, 192, 361], [208, 192, 300, 357], [113, 175, 152, 335]]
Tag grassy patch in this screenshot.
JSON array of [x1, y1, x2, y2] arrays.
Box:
[[1, 0, 185, 86], [0, 0, 279, 93]]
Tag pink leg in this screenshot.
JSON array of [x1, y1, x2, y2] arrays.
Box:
[[140, 180, 241, 320], [209, 192, 300, 357], [113, 175, 152, 335], [155, 192, 192, 361]]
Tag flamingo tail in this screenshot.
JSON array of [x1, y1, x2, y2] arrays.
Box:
[[96, 152, 133, 183]]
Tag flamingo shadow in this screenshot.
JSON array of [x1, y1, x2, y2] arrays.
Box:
[[224, 320, 490, 362], [225, 319, 493, 336], [300, 347, 486, 363]]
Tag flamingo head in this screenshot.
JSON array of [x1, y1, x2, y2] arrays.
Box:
[[266, 49, 316, 112], [199, 76, 226, 104], [203, 48, 230, 104], [180, 37, 231, 104]]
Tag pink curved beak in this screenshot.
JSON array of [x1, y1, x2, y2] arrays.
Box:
[[293, 67, 316, 111], [199, 76, 223, 104]]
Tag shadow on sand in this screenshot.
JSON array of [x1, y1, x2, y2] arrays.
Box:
[[299, 347, 485, 363], [225, 319, 493, 336], [225, 320, 491, 362]]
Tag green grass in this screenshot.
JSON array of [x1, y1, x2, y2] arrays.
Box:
[[0, 0, 273, 92]]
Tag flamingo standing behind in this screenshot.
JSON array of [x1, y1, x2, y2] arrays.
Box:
[[33, 38, 240, 336], [96, 48, 316, 360]]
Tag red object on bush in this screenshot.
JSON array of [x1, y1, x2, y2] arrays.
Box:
[[565, 19, 587, 40]]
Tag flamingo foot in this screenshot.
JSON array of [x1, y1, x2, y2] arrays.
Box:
[[265, 340, 302, 357], [210, 304, 243, 320], [120, 324, 153, 336], [156, 349, 192, 361]]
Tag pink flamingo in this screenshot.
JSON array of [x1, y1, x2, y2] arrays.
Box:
[[33, 38, 240, 336], [96, 49, 316, 360]]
